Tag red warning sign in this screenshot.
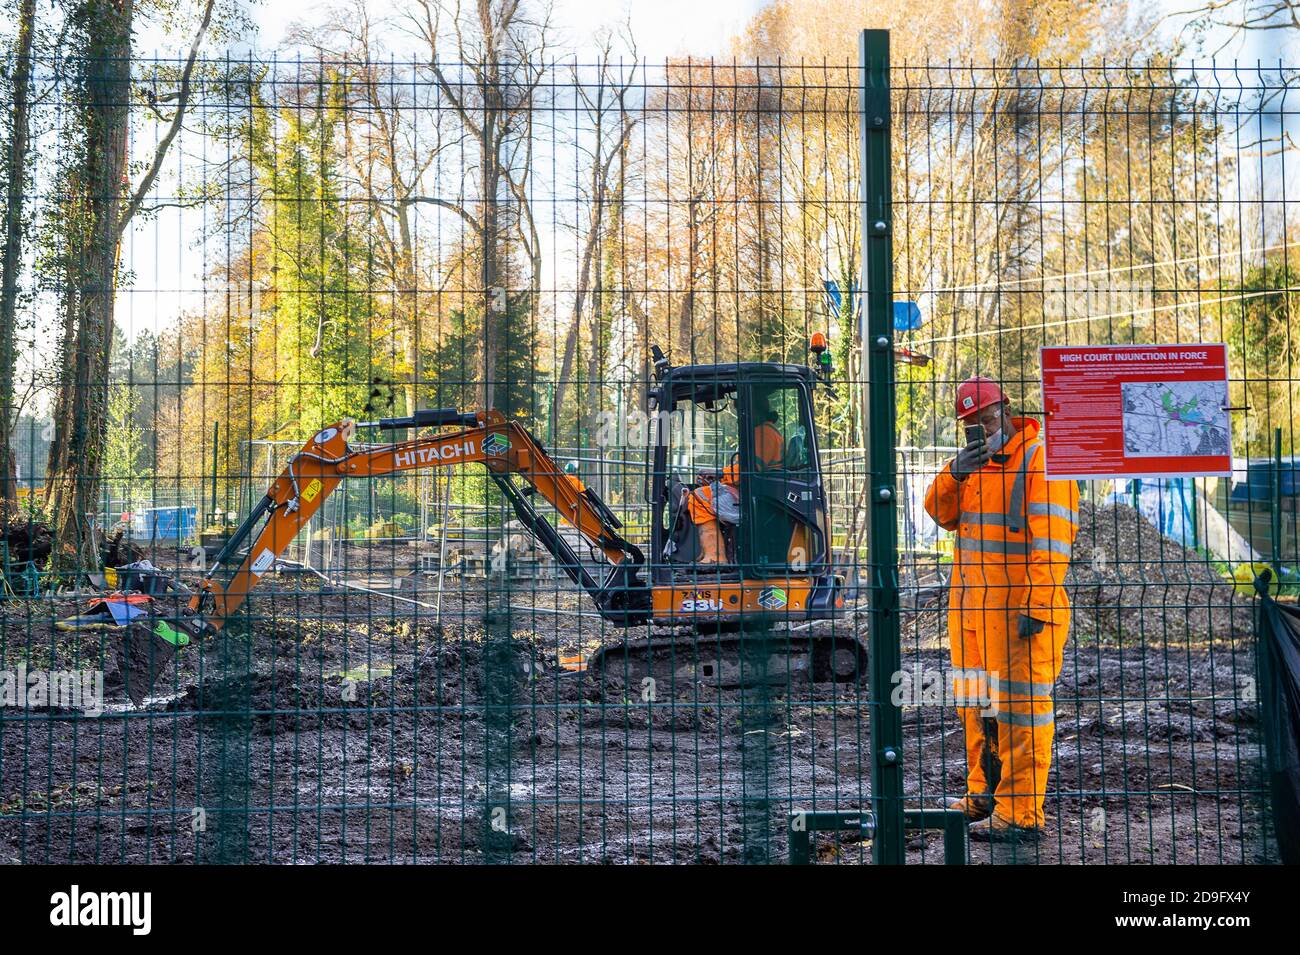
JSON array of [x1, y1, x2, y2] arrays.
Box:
[[1040, 344, 1232, 480]]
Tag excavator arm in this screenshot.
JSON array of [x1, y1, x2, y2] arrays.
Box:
[[184, 408, 650, 635]]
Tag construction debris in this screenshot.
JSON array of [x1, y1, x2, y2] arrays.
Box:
[[0, 520, 53, 565], [106, 559, 172, 595], [56, 594, 153, 631], [0, 522, 146, 571]]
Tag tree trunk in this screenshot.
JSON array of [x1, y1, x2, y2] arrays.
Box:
[[552, 192, 607, 437], [583, 169, 624, 446], [0, 0, 36, 515], [476, 0, 502, 413], [583, 246, 605, 446], [396, 201, 420, 415], [480, 117, 499, 411], [45, 0, 133, 571], [678, 190, 699, 361]]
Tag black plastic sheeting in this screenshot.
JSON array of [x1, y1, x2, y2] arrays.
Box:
[[1255, 571, 1300, 864]]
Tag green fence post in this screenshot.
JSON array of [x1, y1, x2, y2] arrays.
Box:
[[1272, 428, 1283, 578], [788, 817, 813, 865], [902, 808, 969, 865], [210, 420, 220, 525], [199, 628, 252, 864], [859, 28, 904, 866]]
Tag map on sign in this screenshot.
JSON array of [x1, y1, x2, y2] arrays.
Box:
[[1121, 380, 1231, 458]]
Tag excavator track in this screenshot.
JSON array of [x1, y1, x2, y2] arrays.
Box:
[[587, 626, 867, 688]]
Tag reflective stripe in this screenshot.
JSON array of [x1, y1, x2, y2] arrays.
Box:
[[957, 536, 1029, 555], [991, 675, 1055, 698], [1032, 537, 1073, 557], [1027, 501, 1078, 523], [960, 510, 1014, 527], [1006, 441, 1042, 533], [995, 709, 1054, 727]]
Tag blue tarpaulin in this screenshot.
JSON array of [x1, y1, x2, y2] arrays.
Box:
[[130, 506, 197, 541], [1230, 457, 1300, 502], [100, 599, 150, 627], [823, 281, 923, 332], [822, 280, 859, 318], [893, 301, 922, 331]]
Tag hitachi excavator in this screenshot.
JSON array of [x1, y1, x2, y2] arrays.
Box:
[[117, 339, 867, 700]]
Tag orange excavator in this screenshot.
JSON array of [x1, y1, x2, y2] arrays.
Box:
[[117, 341, 866, 700]]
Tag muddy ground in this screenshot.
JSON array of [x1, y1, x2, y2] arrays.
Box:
[[0, 535, 1280, 864]]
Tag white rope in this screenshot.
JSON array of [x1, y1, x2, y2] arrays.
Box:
[[906, 239, 1300, 295], [912, 286, 1298, 346]]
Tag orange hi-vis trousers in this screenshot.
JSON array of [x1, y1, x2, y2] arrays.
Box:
[[953, 612, 1068, 828], [686, 482, 728, 563]]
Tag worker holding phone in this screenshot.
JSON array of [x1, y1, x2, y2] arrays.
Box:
[[924, 376, 1080, 843]]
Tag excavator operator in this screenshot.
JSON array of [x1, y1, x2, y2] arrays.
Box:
[[686, 392, 787, 564]]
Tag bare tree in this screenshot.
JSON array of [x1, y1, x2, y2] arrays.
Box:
[[290, 0, 462, 415], [1153, 0, 1299, 54], [551, 35, 639, 435], [406, 0, 551, 410], [44, 0, 215, 569]]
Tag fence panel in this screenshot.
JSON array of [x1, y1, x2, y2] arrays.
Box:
[[891, 56, 1293, 863], [0, 36, 1293, 864]]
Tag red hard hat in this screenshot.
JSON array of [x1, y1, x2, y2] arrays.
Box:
[[955, 376, 1008, 420]]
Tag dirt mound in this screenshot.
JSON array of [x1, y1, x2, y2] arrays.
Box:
[[1065, 501, 1253, 641], [907, 500, 1255, 645]]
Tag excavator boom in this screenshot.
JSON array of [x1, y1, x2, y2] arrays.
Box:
[[185, 408, 650, 634]]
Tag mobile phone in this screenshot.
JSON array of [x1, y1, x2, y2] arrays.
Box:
[[964, 423, 985, 446]]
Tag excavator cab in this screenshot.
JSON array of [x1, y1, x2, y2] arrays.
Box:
[[647, 351, 843, 626]]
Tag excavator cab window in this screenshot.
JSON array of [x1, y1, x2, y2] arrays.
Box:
[[738, 379, 824, 576], [648, 363, 829, 583], [663, 388, 741, 568], [667, 391, 739, 478]]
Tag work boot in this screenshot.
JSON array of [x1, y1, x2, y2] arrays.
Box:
[[944, 795, 993, 821], [967, 814, 1042, 844]]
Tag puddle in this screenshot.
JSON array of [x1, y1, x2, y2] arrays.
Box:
[[100, 688, 188, 715]]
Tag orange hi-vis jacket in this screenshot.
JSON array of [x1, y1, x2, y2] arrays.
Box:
[[754, 422, 784, 469], [924, 417, 1079, 627], [686, 422, 787, 527], [686, 468, 738, 524]]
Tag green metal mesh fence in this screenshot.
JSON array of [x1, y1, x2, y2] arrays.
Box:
[[0, 21, 1294, 864]]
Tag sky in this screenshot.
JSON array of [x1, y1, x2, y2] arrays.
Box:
[[247, 0, 771, 61], [238, 0, 1300, 62]]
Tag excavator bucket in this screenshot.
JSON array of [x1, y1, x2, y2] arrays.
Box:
[[114, 619, 189, 704]]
